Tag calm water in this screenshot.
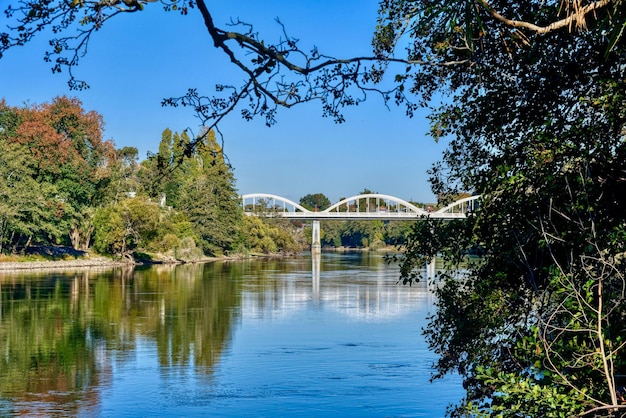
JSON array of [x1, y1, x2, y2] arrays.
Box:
[[0, 253, 463, 417]]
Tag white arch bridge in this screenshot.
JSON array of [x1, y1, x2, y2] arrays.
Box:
[[241, 193, 480, 252]]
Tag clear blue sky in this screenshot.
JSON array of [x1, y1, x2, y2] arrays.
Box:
[[0, 1, 447, 204]]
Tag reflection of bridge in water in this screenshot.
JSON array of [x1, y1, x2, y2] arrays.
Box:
[[241, 193, 479, 251], [240, 255, 434, 322], [240, 255, 462, 323]]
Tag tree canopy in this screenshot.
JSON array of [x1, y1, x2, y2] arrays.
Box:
[[2, 0, 626, 416], [299, 193, 331, 211], [0, 97, 115, 250]]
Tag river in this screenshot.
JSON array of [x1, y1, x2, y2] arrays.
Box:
[[0, 252, 463, 417]]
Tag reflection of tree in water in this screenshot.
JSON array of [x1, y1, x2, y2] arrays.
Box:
[[232, 257, 313, 314], [88, 263, 242, 370], [0, 269, 109, 416], [146, 263, 242, 370], [0, 262, 243, 413]]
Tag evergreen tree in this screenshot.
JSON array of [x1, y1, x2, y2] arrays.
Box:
[[176, 129, 242, 256]]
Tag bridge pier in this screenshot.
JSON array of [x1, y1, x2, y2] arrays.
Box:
[[427, 257, 436, 280], [311, 220, 321, 255]]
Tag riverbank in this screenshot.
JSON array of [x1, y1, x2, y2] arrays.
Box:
[[0, 245, 290, 271], [0, 258, 127, 270], [0, 245, 155, 270], [0, 246, 390, 271]]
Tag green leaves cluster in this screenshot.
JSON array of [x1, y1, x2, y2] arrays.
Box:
[[299, 193, 331, 211], [470, 366, 588, 418], [242, 216, 302, 255]]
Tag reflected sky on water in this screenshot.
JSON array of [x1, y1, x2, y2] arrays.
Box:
[[0, 253, 463, 417]]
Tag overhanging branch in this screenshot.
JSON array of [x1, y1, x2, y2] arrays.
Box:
[[477, 0, 616, 34]]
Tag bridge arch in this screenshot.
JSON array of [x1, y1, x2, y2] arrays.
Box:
[[323, 193, 429, 216], [241, 193, 311, 213], [435, 195, 480, 215]]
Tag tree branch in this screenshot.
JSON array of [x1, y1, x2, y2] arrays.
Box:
[[477, 0, 615, 34]]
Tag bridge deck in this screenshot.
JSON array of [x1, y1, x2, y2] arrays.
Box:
[[244, 211, 467, 221]]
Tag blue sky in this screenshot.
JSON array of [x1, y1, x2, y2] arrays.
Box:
[[0, 1, 447, 204]]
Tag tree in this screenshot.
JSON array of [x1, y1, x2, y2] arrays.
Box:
[[379, 2, 626, 416], [0, 97, 113, 249], [0, 97, 114, 250], [299, 193, 331, 211], [105, 146, 140, 202], [176, 129, 242, 256], [92, 197, 160, 259], [0, 138, 48, 253], [3, 1, 626, 415], [137, 129, 188, 207]]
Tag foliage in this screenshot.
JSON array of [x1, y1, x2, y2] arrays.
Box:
[[100, 146, 140, 204], [241, 216, 302, 255], [299, 193, 331, 211], [310, 219, 411, 250], [0, 97, 114, 251], [0, 137, 46, 252], [92, 196, 201, 261], [173, 236, 204, 262], [92, 197, 160, 259], [138, 128, 188, 207], [171, 129, 243, 256], [93, 127, 248, 260], [379, 1, 626, 416]]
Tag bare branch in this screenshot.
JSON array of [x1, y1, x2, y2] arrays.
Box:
[[476, 0, 615, 34]]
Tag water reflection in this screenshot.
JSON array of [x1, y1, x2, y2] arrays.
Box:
[[0, 263, 242, 416], [312, 252, 320, 302], [238, 252, 433, 322], [0, 254, 463, 416]]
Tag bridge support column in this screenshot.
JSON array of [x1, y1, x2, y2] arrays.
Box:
[[311, 220, 321, 255], [427, 257, 436, 280]]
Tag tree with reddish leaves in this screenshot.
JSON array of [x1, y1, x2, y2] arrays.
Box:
[[0, 97, 115, 250]]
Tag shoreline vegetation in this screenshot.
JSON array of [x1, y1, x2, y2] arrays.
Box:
[[0, 100, 414, 271], [0, 245, 400, 271]]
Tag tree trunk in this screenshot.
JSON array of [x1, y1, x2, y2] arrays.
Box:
[[69, 225, 80, 250], [80, 224, 94, 250]]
